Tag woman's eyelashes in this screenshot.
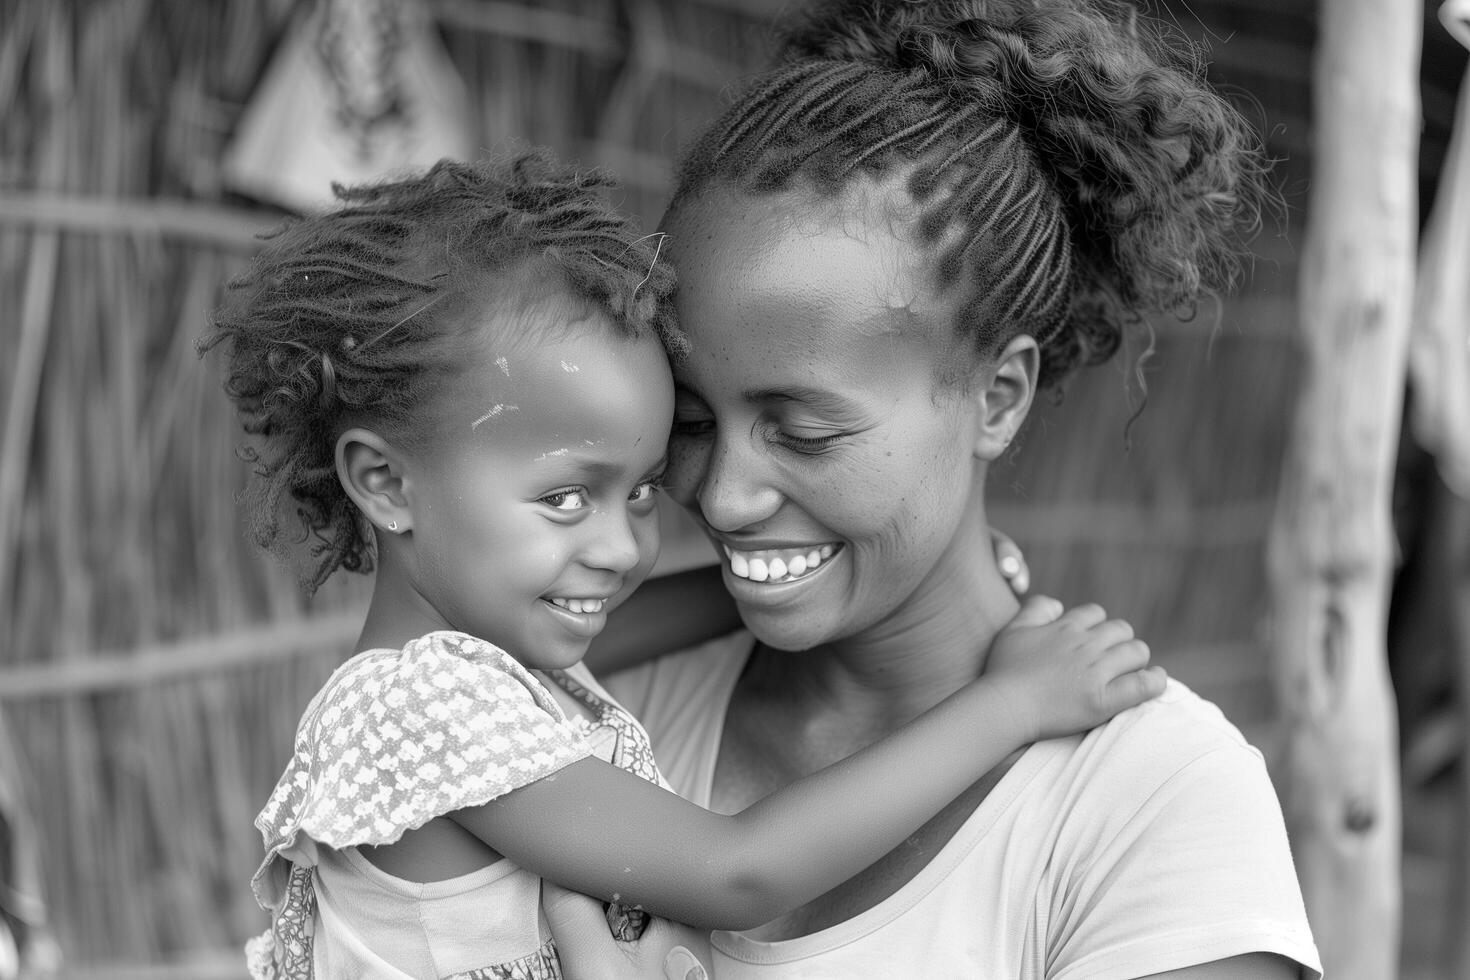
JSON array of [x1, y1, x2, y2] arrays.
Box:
[[671, 417, 713, 438], [773, 429, 843, 453], [763, 416, 851, 454]]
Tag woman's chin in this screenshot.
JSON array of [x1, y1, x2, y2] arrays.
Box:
[[734, 599, 847, 653]]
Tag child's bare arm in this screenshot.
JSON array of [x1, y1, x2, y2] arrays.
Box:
[[984, 596, 1167, 744], [582, 565, 740, 676], [451, 595, 1153, 932]]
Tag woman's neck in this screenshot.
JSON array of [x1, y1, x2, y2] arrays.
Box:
[[749, 513, 1021, 731]]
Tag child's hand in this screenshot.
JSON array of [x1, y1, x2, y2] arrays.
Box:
[[544, 881, 710, 980], [989, 596, 1166, 743]]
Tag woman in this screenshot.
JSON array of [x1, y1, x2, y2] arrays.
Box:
[[551, 0, 1320, 976]]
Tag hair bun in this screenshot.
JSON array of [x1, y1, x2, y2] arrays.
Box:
[[780, 0, 1268, 322]]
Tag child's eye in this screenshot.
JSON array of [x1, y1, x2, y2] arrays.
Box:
[[628, 480, 662, 504], [540, 488, 590, 511]]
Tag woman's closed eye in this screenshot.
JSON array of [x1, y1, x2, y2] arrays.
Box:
[[671, 415, 714, 438], [775, 430, 843, 453]]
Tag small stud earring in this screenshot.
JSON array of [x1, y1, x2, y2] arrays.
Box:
[[387, 520, 398, 532]]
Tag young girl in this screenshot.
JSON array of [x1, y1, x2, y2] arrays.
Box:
[[204, 151, 1164, 980]]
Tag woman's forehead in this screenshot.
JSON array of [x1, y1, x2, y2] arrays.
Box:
[[665, 184, 954, 368]]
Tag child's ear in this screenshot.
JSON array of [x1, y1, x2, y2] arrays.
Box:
[[970, 335, 1038, 461], [337, 427, 412, 534]]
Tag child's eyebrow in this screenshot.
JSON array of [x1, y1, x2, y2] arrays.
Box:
[[557, 456, 669, 481]]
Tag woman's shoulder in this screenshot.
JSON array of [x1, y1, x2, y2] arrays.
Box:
[[1034, 677, 1277, 809], [1103, 677, 1258, 753]]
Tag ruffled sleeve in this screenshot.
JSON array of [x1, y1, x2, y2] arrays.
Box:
[[251, 630, 591, 911]]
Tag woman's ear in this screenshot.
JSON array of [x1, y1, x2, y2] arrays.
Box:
[[337, 427, 412, 534], [970, 335, 1038, 460]]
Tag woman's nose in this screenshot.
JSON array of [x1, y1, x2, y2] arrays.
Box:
[[687, 432, 782, 533]]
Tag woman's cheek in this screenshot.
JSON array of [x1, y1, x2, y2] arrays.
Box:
[[664, 433, 710, 511]]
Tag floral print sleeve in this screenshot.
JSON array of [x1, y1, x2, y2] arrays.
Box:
[[247, 631, 592, 978]]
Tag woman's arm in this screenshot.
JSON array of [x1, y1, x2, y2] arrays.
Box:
[[453, 600, 1160, 931]]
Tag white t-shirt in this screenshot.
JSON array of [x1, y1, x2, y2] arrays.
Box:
[[607, 631, 1323, 980]]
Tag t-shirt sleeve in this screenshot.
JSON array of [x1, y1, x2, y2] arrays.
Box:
[[1046, 740, 1322, 980]]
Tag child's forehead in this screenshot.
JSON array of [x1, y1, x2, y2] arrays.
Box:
[[436, 311, 673, 465], [459, 276, 622, 356]]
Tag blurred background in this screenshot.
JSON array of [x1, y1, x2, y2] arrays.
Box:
[[0, 0, 1466, 977]]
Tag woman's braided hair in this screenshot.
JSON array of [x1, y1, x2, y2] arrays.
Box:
[[673, 0, 1268, 389], [201, 152, 678, 592]]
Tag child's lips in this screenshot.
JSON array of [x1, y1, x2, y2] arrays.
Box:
[[545, 596, 607, 614], [541, 596, 612, 639]]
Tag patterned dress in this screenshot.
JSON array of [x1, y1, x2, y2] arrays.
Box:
[[247, 631, 664, 979]]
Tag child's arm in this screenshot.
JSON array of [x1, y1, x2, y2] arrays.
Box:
[[583, 564, 740, 675], [451, 596, 1163, 931]]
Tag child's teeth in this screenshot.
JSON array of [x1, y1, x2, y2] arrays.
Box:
[[807, 550, 821, 568], [767, 557, 788, 579], [788, 554, 807, 576], [552, 597, 604, 613], [747, 558, 770, 582], [819, 545, 834, 558], [731, 552, 749, 577]]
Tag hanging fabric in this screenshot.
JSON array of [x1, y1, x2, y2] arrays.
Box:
[[223, 0, 474, 213]]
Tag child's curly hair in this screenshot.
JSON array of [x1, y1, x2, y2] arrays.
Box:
[[201, 152, 679, 593], [673, 0, 1270, 390]]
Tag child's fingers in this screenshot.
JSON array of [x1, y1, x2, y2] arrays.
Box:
[[1057, 602, 1108, 630], [1080, 617, 1135, 650], [992, 529, 1030, 596], [1100, 664, 1168, 713], [1007, 594, 1064, 629], [1093, 637, 1151, 676]]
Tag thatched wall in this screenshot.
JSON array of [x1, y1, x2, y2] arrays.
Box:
[[0, 0, 1463, 974]]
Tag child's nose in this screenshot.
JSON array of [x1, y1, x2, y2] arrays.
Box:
[[582, 507, 643, 574]]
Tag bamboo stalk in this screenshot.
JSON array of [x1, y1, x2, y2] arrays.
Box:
[[429, 0, 744, 88], [1264, 1, 1420, 976], [0, 612, 362, 698], [0, 192, 276, 250]]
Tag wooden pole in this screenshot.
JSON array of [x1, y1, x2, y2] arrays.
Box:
[[1266, 1, 1420, 977], [1409, 6, 1470, 973]]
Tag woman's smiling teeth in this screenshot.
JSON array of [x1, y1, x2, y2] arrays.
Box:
[[724, 544, 837, 583], [547, 597, 605, 614]]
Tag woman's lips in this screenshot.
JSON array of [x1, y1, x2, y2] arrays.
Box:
[[721, 544, 839, 584]]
